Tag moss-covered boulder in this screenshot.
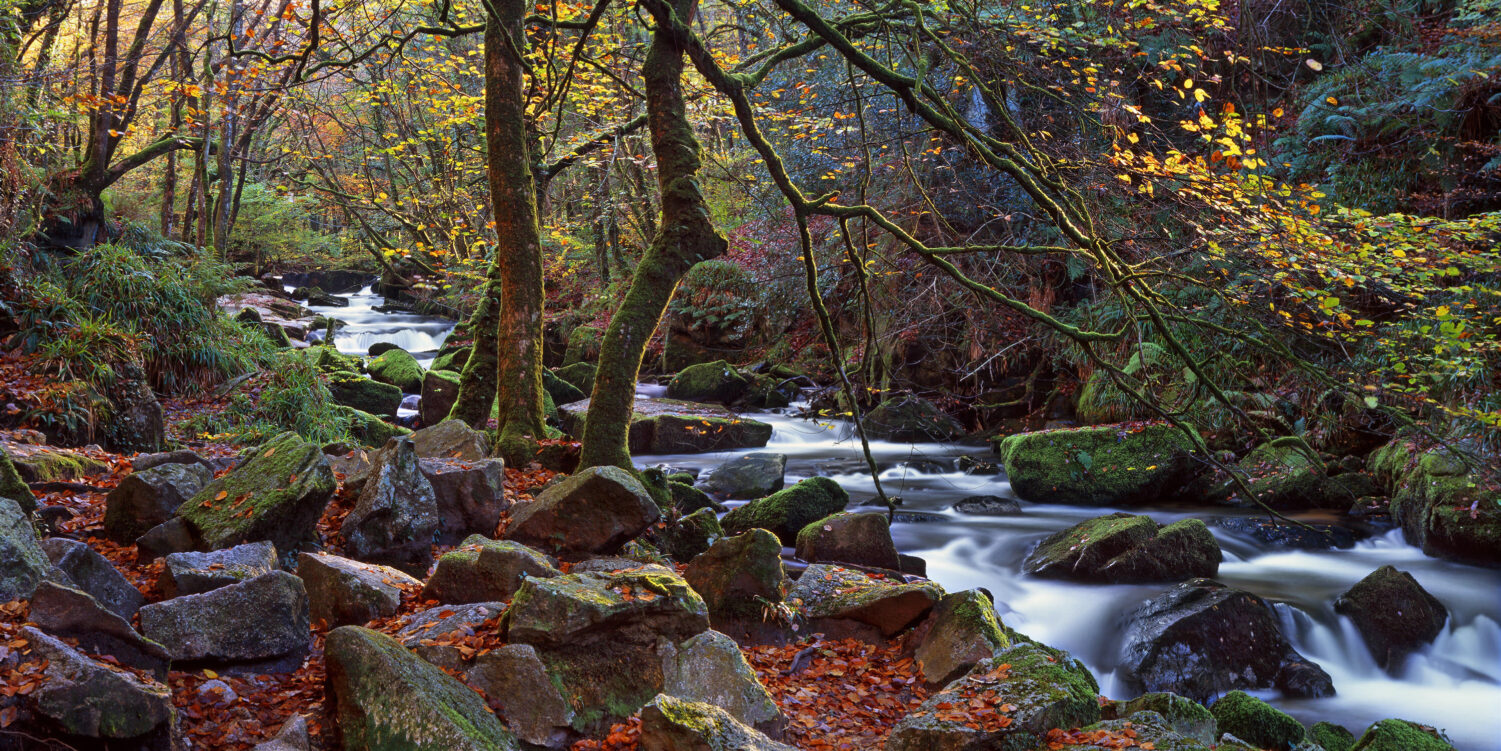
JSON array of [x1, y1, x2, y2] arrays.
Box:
[[1074, 711, 1220, 751], [366, 347, 425, 393], [430, 344, 470, 374], [1023, 514, 1221, 583], [3, 443, 110, 483], [554, 362, 598, 395], [794, 511, 901, 570], [1334, 565, 1448, 669], [1208, 691, 1305, 750], [700, 452, 786, 499], [786, 563, 943, 637], [19, 626, 175, 744], [0, 445, 33, 512], [886, 644, 1100, 751], [420, 369, 463, 426], [1120, 578, 1332, 702], [684, 529, 788, 623], [1349, 719, 1455, 751], [543, 368, 586, 406], [669, 481, 723, 515], [666, 360, 751, 404], [863, 396, 964, 442], [655, 506, 723, 561], [1106, 692, 1217, 744], [298, 551, 419, 628], [337, 405, 411, 448], [1310, 721, 1356, 751], [505, 466, 660, 556], [1368, 440, 1500, 566], [914, 590, 1010, 687], [721, 477, 849, 544], [638, 694, 797, 751], [660, 630, 785, 735], [994, 423, 1203, 506], [1223, 436, 1347, 511], [557, 398, 773, 453], [422, 536, 560, 604], [328, 372, 403, 419], [325, 625, 520, 750], [503, 569, 710, 734], [178, 432, 337, 554]]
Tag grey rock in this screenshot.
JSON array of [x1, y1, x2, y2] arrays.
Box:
[[139, 570, 311, 668], [951, 495, 1021, 515], [466, 643, 574, 747], [29, 581, 171, 678], [395, 601, 508, 671], [252, 714, 311, 751], [132, 449, 213, 473], [0, 496, 47, 602], [660, 630, 785, 736], [298, 551, 418, 628], [506, 465, 660, 556], [423, 536, 559, 604], [20, 626, 175, 742], [638, 694, 797, 751], [41, 537, 145, 620], [160, 541, 279, 598], [700, 452, 787, 499], [341, 436, 440, 574], [418, 456, 507, 543], [134, 517, 199, 562]]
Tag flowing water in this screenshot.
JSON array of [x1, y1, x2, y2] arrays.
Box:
[[318, 299, 1501, 749]]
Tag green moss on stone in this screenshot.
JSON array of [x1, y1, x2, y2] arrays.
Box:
[[1209, 690, 1304, 750], [994, 423, 1201, 506], [665, 360, 749, 404], [0, 447, 34, 513], [721, 476, 849, 544], [179, 432, 336, 552], [367, 348, 425, 393], [1310, 721, 1356, 751], [1350, 719, 1454, 751], [431, 346, 471, 374]]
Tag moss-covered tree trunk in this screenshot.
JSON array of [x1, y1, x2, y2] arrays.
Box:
[[578, 0, 727, 470], [448, 0, 548, 462]]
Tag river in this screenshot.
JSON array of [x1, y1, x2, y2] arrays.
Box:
[[300, 291, 1501, 750]]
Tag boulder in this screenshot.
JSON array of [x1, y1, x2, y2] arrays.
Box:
[[103, 462, 214, 543], [721, 477, 849, 544], [863, 396, 964, 442], [1334, 565, 1448, 669], [134, 517, 199, 562], [160, 541, 280, 597], [666, 360, 750, 404], [16, 626, 175, 745], [367, 346, 425, 393], [4, 443, 110, 483], [787, 563, 943, 637], [328, 372, 403, 418], [422, 536, 560, 604], [504, 569, 710, 734], [1309, 721, 1356, 751], [338, 405, 410, 448], [1209, 690, 1306, 750], [0, 496, 47, 601], [684, 529, 788, 622], [341, 436, 440, 574], [655, 507, 723, 561], [1369, 440, 1501, 566], [41, 537, 145, 620], [431, 344, 471, 374], [1216, 515, 1358, 549], [178, 432, 336, 554], [132, 448, 214, 472], [0, 444, 35, 512], [419, 456, 506, 543], [465, 643, 574, 747], [951, 495, 1021, 515], [557, 362, 598, 394], [29, 580, 171, 677], [395, 601, 508, 671], [557, 398, 773, 454], [1071, 712, 1219, 751], [993, 423, 1203, 506], [542, 368, 586, 406], [913, 590, 1009, 687], [1105, 692, 1217, 744], [407, 418, 491, 460], [1223, 437, 1346, 511], [794, 511, 901, 570], [886, 644, 1100, 751], [298, 552, 419, 628], [420, 369, 464, 426], [741, 373, 796, 409], [700, 452, 787, 499], [1023, 514, 1221, 583], [1119, 578, 1333, 702], [1350, 719, 1455, 751], [505, 465, 660, 556], [324, 626, 520, 750], [638, 695, 797, 751], [660, 630, 784, 735], [669, 481, 722, 514], [139, 570, 311, 669]]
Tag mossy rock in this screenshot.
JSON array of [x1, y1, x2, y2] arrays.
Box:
[[542, 368, 586, 406], [1113, 693, 1216, 744], [721, 477, 849, 544], [994, 423, 1203, 506], [554, 362, 598, 395], [1372, 440, 1501, 566], [683, 528, 787, 621], [366, 347, 425, 393], [306, 346, 361, 375], [742, 373, 795, 409], [562, 327, 603, 367], [431, 345, 471, 374], [420, 369, 464, 427], [1333, 565, 1447, 669], [1227, 436, 1345, 511], [887, 643, 1100, 751], [556, 398, 773, 454], [1075, 711, 1218, 750], [913, 590, 1009, 686], [504, 569, 709, 649], [422, 536, 560, 604], [328, 373, 403, 419], [178, 432, 336, 553], [638, 694, 796, 751], [336, 405, 410, 448], [1208, 691, 1304, 750], [0, 445, 35, 513], [665, 360, 750, 404], [1310, 721, 1356, 751], [655, 507, 723, 562], [669, 481, 723, 515], [0, 497, 48, 602], [325, 625, 520, 750], [794, 511, 900, 570], [1025, 514, 1221, 583], [4, 445, 110, 485], [863, 396, 964, 442], [1349, 719, 1454, 751]]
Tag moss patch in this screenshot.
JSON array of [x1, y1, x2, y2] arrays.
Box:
[[1209, 690, 1304, 749], [1350, 719, 1454, 751], [179, 432, 336, 552], [721, 477, 849, 544], [994, 423, 1202, 506]]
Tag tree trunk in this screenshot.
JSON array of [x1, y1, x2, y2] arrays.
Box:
[[448, 0, 547, 463], [578, 0, 727, 469]]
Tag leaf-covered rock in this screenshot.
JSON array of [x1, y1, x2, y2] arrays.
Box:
[[505, 465, 660, 556], [178, 432, 336, 554], [18, 626, 175, 744], [160, 541, 280, 597]]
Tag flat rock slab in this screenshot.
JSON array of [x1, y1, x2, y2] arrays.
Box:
[[298, 552, 419, 628], [139, 570, 310, 670], [29, 581, 171, 678], [160, 541, 280, 598], [19, 626, 175, 743]]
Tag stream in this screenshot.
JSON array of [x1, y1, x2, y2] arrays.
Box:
[[300, 291, 1501, 750]]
